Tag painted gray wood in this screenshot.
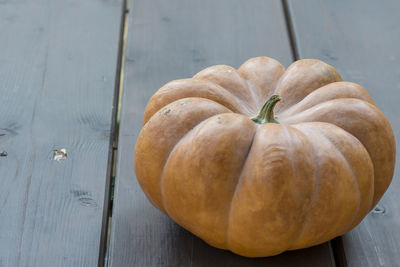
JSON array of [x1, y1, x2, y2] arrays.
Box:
[[0, 0, 123, 266], [288, 0, 400, 266], [109, 0, 334, 266]]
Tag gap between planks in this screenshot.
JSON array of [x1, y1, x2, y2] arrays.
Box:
[[282, 0, 299, 61], [99, 0, 130, 266]]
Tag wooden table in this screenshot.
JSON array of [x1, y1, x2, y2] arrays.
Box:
[[1, 0, 399, 266]]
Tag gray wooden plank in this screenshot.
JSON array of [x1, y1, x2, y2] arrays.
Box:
[[109, 0, 335, 266], [287, 0, 400, 266], [0, 0, 123, 266]]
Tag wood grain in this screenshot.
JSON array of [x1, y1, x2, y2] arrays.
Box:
[[108, 0, 334, 266], [288, 0, 400, 266], [0, 0, 123, 266]]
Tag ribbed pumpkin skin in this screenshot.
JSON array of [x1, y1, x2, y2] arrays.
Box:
[[134, 57, 395, 257]]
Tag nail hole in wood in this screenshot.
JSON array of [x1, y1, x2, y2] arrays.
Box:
[[53, 148, 67, 162], [78, 197, 97, 207], [371, 204, 385, 214]]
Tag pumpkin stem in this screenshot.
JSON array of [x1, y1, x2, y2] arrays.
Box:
[[251, 95, 281, 124]]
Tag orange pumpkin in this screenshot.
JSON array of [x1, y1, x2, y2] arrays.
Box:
[[134, 57, 395, 257]]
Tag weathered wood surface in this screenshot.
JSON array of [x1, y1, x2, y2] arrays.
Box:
[[108, 0, 335, 266], [288, 0, 400, 266], [0, 0, 123, 266]]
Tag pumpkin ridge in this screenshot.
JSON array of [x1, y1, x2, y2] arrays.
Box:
[[193, 65, 257, 113], [285, 97, 373, 118], [280, 99, 379, 156], [159, 111, 234, 215], [226, 126, 257, 250], [284, 122, 362, 247], [311, 123, 375, 231], [238, 57, 285, 108], [191, 78, 252, 114], [278, 82, 376, 119], [145, 96, 236, 126], [310, 126, 362, 235], [284, 125, 320, 250], [274, 59, 342, 113], [287, 97, 368, 115], [233, 67, 261, 109], [144, 80, 249, 124], [243, 79, 261, 109], [281, 125, 306, 250]]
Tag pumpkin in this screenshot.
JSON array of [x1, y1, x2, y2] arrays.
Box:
[[134, 57, 395, 257]]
